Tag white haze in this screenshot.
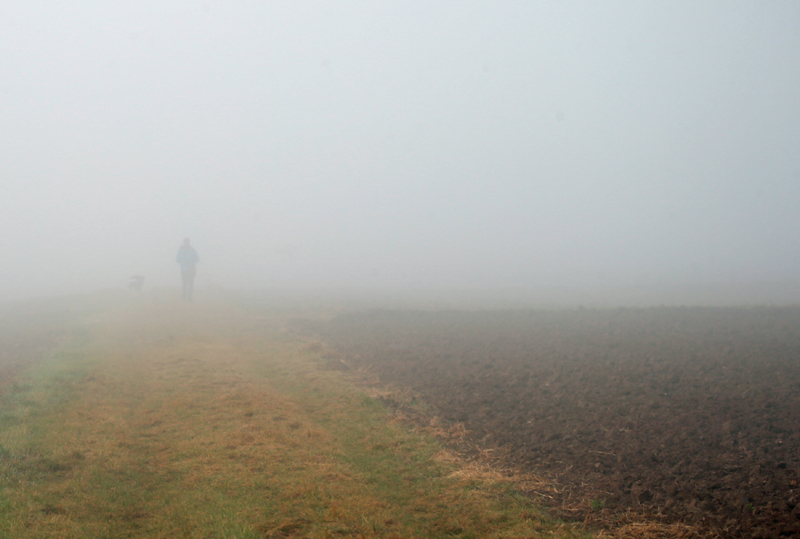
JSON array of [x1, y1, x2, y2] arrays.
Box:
[[1, 1, 799, 304]]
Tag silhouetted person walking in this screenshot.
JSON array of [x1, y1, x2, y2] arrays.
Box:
[[176, 238, 199, 302]]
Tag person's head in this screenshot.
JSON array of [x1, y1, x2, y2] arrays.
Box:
[[183, 238, 191, 247]]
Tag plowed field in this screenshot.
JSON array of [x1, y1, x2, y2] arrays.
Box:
[[296, 307, 800, 538]]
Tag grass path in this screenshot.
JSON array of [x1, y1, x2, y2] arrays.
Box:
[[0, 294, 590, 538]]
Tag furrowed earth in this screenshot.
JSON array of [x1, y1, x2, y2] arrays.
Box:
[[293, 307, 800, 538]]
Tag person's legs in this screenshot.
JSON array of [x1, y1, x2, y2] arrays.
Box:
[[186, 272, 194, 301], [181, 272, 189, 301], [182, 268, 196, 302]]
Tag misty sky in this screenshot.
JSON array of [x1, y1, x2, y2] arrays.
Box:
[[2, 1, 799, 300]]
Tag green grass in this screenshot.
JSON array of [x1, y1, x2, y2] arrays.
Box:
[[0, 294, 593, 538]]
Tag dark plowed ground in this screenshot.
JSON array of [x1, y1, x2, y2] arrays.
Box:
[[294, 307, 800, 538]]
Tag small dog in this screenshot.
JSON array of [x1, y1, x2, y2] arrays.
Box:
[[129, 275, 145, 293]]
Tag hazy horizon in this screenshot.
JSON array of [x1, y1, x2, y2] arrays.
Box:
[[2, 2, 798, 303]]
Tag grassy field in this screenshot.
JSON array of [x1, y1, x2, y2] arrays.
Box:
[[0, 291, 592, 539]]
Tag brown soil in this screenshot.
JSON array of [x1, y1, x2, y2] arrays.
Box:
[[293, 307, 800, 538]]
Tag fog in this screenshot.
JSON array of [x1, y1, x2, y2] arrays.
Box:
[[2, 2, 799, 304]]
